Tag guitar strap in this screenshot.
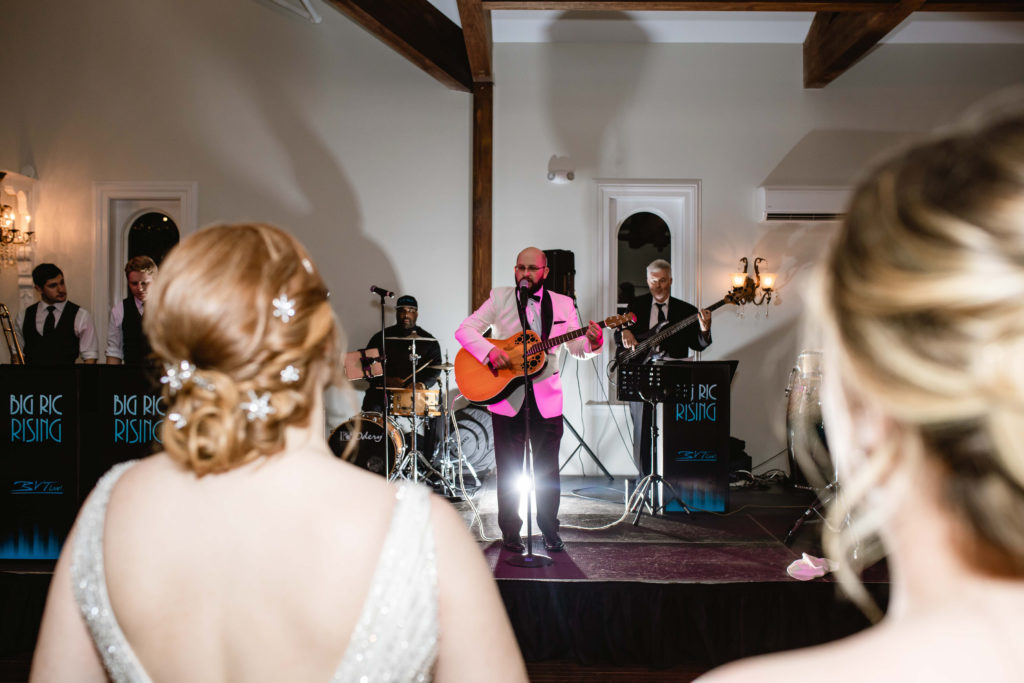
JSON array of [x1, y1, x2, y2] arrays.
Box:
[[541, 289, 553, 341]]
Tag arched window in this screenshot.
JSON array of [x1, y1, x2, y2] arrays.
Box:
[[617, 211, 671, 314], [127, 211, 179, 266]]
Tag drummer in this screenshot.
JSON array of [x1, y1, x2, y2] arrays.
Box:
[[361, 295, 443, 453]]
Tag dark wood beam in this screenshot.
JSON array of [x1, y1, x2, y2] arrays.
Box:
[[471, 84, 494, 311], [803, 0, 925, 88], [458, 0, 495, 83], [483, 0, 1024, 9], [324, 0, 473, 92]]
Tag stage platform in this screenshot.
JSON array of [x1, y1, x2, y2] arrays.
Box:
[[1, 473, 887, 683], [454, 474, 889, 679]]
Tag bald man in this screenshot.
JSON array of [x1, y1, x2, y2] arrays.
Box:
[[456, 247, 603, 554]]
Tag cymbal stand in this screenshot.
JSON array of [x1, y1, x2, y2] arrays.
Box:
[[434, 355, 480, 497], [407, 335, 423, 483]]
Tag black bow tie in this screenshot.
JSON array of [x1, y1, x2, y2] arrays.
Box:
[[521, 291, 541, 302]]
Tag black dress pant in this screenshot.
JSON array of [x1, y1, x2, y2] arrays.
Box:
[[490, 392, 564, 539]]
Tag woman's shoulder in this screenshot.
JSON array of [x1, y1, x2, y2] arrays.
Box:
[[699, 604, 1024, 683]]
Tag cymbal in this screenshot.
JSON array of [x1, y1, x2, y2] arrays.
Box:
[[429, 362, 455, 371], [388, 335, 437, 342]]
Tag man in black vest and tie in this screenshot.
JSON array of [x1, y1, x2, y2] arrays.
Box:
[[106, 256, 157, 365], [617, 258, 712, 478], [15, 263, 99, 365]]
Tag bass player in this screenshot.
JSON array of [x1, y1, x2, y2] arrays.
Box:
[[455, 247, 603, 554], [616, 258, 712, 479]]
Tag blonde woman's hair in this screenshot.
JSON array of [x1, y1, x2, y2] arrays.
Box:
[[144, 223, 341, 475], [814, 111, 1024, 618]]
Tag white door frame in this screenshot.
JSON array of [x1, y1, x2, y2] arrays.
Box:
[[595, 179, 702, 400], [93, 181, 198, 358]]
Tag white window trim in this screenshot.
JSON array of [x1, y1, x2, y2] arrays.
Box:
[[595, 179, 702, 402]]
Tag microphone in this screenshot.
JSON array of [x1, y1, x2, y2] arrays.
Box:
[[370, 285, 395, 298], [516, 277, 531, 311]]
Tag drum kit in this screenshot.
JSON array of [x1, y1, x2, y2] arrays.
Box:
[[330, 334, 481, 498]]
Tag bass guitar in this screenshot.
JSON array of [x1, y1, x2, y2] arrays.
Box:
[[456, 313, 636, 405], [608, 285, 754, 376]]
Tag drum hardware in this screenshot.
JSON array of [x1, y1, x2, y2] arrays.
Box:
[[433, 353, 481, 498], [389, 333, 431, 485], [389, 334, 437, 342], [1, 303, 25, 364]]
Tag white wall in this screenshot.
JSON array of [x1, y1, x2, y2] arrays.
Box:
[[0, 0, 473, 369], [2, 2, 1023, 475], [491, 39, 1024, 475]]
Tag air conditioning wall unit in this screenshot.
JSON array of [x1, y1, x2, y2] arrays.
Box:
[[757, 187, 850, 222]]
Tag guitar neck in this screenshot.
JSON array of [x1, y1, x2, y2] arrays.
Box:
[[527, 320, 608, 355], [622, 298, 728, 361]]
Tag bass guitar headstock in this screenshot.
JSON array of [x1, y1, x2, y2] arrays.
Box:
[[724, 278, 757, 307]]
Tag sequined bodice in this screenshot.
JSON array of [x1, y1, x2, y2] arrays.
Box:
[[71, 460, 439, 682]]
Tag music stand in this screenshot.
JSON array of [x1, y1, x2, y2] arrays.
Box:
[[617, 363, 693, 525]]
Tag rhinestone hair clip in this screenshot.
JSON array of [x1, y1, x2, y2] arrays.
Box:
[[161, 361, 215, 395]]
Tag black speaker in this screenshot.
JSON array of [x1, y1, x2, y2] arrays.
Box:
[[543, 249, 576, 299]]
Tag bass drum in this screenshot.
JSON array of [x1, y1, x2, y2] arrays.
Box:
[[785, 350, 833, 489], [329, 412, 404, 477]]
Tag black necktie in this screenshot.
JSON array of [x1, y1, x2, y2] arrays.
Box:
[[43, 305, 56, 336], [656, 303, 666, 324]]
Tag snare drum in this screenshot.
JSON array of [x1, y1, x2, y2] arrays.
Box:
[[328, 412, 404, 476], [389, 388, 441, 417]]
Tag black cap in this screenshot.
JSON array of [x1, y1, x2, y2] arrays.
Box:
[[396, 295, 418, 309]]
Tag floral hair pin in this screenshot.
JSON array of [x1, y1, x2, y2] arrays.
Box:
[[241, 390, 276, 422], [161, 360, 214, 394], [167, 412, 187, 430], [280, 365, 300, 383], [272, 293, 297, 323], [161, 361, 195, 394]]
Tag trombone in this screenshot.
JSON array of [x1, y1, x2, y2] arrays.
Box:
[[1, 302, 25, 364]]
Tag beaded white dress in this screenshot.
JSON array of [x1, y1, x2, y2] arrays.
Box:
[[70, 460, 439, 682]]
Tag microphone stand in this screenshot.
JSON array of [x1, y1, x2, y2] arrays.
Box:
[[372, 289, 392, 479], [507, 281, 554, 568]]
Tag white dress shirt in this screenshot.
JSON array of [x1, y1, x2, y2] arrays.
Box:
[[14, 300, 99, 361], [106, 297, 144, 360]]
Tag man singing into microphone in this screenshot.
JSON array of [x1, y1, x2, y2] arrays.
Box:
[[456, 247, 603, 553]]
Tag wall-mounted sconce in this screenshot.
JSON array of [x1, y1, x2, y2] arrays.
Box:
[[730, 257, 777, 313], [0, 170, 37, 270]]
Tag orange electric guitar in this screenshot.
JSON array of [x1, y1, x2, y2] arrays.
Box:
[[455, 313, 636, 405]]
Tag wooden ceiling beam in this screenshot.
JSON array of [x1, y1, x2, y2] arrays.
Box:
[[482, 0, 1024, 9], [458, 0, 495, 83], [324, 0, 473, 92], [803, 0, 925, 88]]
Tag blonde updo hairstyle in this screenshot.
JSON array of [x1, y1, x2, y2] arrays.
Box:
[[814, 111, 1024, 618], [144, 223, 340, 475]]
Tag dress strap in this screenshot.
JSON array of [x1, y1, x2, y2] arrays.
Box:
[[71, 460, 151, 683]]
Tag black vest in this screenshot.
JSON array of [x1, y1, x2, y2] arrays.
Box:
[[121, 297, 152, 365], [23, 301, 81, 365]]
